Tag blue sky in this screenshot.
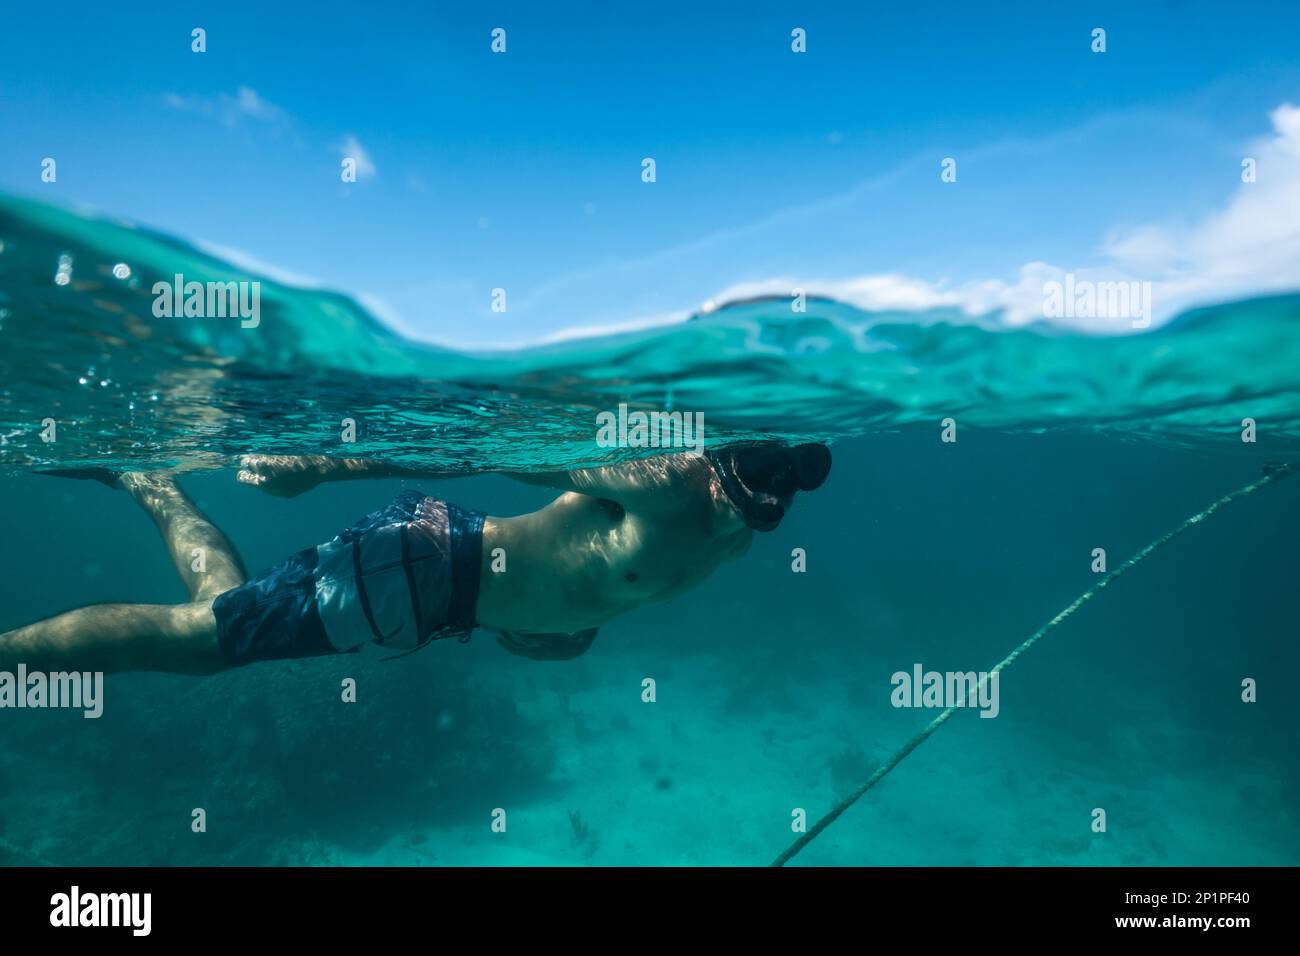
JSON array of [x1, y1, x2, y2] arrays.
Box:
[[2, 0, 1298, 346]]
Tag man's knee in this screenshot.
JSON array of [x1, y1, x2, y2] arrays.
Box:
[[192, 567, 244, 603], [156, 602, 227, 675]]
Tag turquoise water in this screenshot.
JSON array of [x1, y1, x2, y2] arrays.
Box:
[[1, 195, 1298, 865], [4, 194, 1300, 471]]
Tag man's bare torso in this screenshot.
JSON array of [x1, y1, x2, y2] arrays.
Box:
[[476, 454, 753, 635]]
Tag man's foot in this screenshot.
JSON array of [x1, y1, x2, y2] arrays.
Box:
[[237, 455, 330, 497], [37, 467, 123, 489]]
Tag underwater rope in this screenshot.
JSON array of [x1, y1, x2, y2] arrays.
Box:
[[771, 461, 1300, 867]]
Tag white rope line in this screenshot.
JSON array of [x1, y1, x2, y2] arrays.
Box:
[[771, 462, 1299, 867]]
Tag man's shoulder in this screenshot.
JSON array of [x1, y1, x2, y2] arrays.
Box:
[[605, 453, 712, 499]]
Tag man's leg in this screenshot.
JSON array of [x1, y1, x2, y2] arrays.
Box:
[[0, 601, 221, 674], [119, 471, 247, 601], [0, 471, 245, 674]]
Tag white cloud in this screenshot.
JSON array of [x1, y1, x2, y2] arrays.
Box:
[[230, 86, 282, 121], [708, 102, 1300, 334], [192, 239, 322, 288], [532, 310, 689, 346], [336, 134, 377, 180], [1106, 103, 1300, 302], [155, 98, 1300, 348], [163, 86, 286, 127]]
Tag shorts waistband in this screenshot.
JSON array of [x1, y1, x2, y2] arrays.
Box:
[[446, 503, 485, 633]]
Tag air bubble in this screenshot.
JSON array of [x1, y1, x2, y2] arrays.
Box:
[[54, 253, 74, 286]]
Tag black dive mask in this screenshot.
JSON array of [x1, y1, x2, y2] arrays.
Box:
[[707, 442, 831, 532], [708, 447, 785, 531]]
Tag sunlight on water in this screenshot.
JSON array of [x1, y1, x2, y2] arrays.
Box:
[[2, 194, 1299, 473]]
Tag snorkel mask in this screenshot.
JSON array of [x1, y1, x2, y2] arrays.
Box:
[[706, 442, 832, 532]]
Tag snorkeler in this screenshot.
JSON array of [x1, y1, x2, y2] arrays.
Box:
[[0, 443, 831, 674]]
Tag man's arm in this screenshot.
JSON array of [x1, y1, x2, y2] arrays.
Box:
[[236, 455, 459, 497], [238, 452, 705, 501], [233, 455, 702, 504]]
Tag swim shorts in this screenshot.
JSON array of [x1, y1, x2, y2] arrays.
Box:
[[212, 490, 485, 666]]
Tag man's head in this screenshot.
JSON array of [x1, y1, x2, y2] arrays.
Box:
[[706, 441, 832, 532]]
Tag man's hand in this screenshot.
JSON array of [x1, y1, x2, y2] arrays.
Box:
[[236, 455, 333, 497]]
